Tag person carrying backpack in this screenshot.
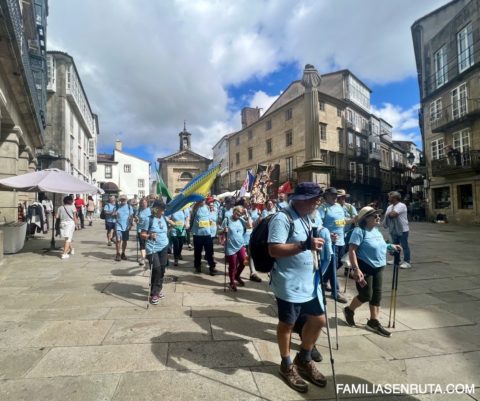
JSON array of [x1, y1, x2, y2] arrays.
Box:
[[268, 182, 328, 393], [220, 205, 252, 291]]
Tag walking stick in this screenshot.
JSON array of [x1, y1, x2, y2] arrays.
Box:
[[319, 268, 339, 401], [343, 253, 351, 293], [388, 250, 401, 328], [146, 256, 153, 310], [136, 232, 139, 263], [224, 231, 228, 292], [332, 248, 339, 350]]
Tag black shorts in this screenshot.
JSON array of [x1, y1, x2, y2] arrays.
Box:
[[137, 233, 146, 250], [105, 221, 115, 231], [276, 297, 324, 325]]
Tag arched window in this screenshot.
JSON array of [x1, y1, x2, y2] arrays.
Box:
[[180, 172, 193, 180]]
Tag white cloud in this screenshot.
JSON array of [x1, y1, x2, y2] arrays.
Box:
[[248, 91, 279, 115], [47, 0, 444, 159], [372, 103, 422, 147]]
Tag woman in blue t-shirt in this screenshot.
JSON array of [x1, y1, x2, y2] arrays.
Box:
[[135, 198, 151, 269], [343, 206, 401, 337], [221, 205, 252, 291], [145, 201, 172, 305]]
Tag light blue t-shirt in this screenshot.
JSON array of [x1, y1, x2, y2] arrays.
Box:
[[115, 204, 133, 232], [309, 209, 323, 229], [209, 209, 218, 237], [146, 216, 169, 254], [250, 209, 260, 223], [221, 217, 246, 256], [170, 210, 187, 237], [192, 205, 212, 236], [217, 207, 233, 225], [136, 207, 152, 233], [318, 203, 346, 246], [104, 203, 116, 223], [261, 208, 276, 219], [268, 206, 325, 304], [349, 227, 387, 268], [277, 201, 289, 210]]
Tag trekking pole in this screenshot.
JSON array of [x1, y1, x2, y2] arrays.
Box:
[[224, 231, 228, 292], [343, 254, 351, 294], [332, 249, 339, 350], [320, 270, 339, 401], [146, 256, 153, 310], [392, 250, 401, 328], [136, 233, 139, 263], [388, 250, 400, 328]]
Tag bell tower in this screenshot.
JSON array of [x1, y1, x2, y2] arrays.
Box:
[[179, 121, 191, 151]]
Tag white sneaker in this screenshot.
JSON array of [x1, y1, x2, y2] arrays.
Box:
[[400, 262, 412, 269], [70, 248, 75, 255], [61, 254, 70, 259], [387, 260, 394, 265]]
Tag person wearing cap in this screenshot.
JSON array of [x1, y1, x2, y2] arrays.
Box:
[[113, 195, 134, 262], [169, 206, 188, 266], [104, 195, 117, 246], [318, 187, 348, 304], [191, 199, 218, 275], [145, 201, 171, 305], [384, 191, 411, 269], [268, 182, 329, 393], [343, 206, 401, 337], [135, 197, 151, 268]]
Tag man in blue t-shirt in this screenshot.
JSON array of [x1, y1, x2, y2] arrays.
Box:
[[268, 182, 328, 393], [191, 199, 217, 275], [114, 195, 133, 261], [276, 193, 289, 210], [318, 187, 348, 304], [103, 195, 117, 246]]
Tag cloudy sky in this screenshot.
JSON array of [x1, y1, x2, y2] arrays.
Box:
[[47, 0, 448, 164]]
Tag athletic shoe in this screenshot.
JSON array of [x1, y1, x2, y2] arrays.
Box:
[[293, 354, 327, 387], [70, 248, 75, 255], [311, 346, 323, 363], [174, 259, 178, 266], [107, 241, 112, 246], [333, 293, 348, 304], [366, 319, 391, 337], [150, 295, 159, 305], [209, 268, 218, 276], [121, 253, 127, 260], [229, 283, 237, 292], [158, 291, 165, 299], [115, 254, 121, 262], [400, 262, 412, 269], [343, 306, 356, 327], [235, 276, 245, 287], [279, 363, 308, 393], [250, 274, 262, 283], [387, 260, 394, 265], [61, 253, 70, 259], [138, 258, 145, 266]]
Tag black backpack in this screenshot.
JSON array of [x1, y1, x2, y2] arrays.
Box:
[[249, 210, 294, 273]]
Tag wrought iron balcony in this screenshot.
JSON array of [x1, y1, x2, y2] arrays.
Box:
[[369, 148, 382, 161], [330, 169, 381, 188], [4, 0, 46, 133], [431, 149, 480, 177], [430, 98, 480, 133], [347, 146, 368, 160], [391, 161, 406, 172]]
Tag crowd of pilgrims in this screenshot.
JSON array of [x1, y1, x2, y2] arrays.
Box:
[[113, 190, 356, 305]]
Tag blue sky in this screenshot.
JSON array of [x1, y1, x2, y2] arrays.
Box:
[[48, 0, 448, 164]]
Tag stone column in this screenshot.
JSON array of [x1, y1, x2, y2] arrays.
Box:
[[0, 126, 19, 222], [17, 146, 31, 204], [295, 64, 332, 187], [302, 64, 322, 163]]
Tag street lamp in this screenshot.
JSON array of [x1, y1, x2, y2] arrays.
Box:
[[407, 152, 415, 165]]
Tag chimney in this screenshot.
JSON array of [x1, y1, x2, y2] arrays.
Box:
[[241, 107, 261, 129], [115, 140, 122, 152]]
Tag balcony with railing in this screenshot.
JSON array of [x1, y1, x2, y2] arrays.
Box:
[[431, 149, 480, 176], [391, 160, 406, 172], [347, 146, 369, 161], [4, 0, 47, 134], [431, 98, 480, 133], [330, 169, 381, 188]]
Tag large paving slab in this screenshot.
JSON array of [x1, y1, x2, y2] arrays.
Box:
[[0, 348, 50, 379], [0, 374, 120, 401], [27, 343, 168, 377]]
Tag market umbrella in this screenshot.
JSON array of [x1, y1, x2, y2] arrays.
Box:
[[0, 168, 104, 250]]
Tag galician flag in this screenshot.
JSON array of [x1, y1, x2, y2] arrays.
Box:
[[156, 170, 173, 202]]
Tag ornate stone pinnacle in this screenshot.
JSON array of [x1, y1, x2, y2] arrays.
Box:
[[301, 64, 321, 89]]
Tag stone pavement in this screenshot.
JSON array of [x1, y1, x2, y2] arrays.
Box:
[[0, 222, 479, 401]]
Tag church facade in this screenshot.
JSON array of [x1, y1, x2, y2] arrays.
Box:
[[157, 126, 212, 194]]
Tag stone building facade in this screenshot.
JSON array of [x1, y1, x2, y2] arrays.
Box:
[[157, 126, 212, 195], [227, 67, 400, 206], [412, 0, 480, 224], [37, 51, 98, 183], [0, 0, 48, 222]]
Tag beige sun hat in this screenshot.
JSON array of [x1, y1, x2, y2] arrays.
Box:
[[337, 189, 349, 197], [357, 206, 383, 223]]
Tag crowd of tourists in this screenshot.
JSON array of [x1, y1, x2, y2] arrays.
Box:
[[54, 183, 411, 393]]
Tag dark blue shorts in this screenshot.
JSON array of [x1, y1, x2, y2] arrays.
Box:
[[276, 297, 324, 325], [105, 221, 115, 231], [116, 230, 130, 241]]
